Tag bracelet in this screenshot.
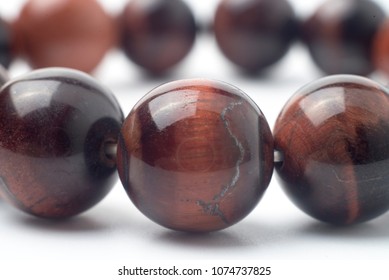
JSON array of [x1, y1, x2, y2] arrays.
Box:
[[1, 0, 389, 77], [1, 0, 389, 233], [0, 67, 388, 233]]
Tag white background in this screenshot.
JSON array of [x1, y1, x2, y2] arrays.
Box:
[[1, 0, 389, 279]]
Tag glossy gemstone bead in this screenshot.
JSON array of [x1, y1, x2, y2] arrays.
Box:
[[274, 75, 389, 225], [302, 0, 385, 75], [0, 68, 123, 218], [214, 0, 298, 73], [12, 0, 116, 73], [119, 0, 196, 74], [117, 79, 274, 232]]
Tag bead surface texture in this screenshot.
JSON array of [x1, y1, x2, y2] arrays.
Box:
[[274, 75, 389, 225], [119, 0, 196, 74], [0, 68, 123, 218], [117, 79, 274, 232]]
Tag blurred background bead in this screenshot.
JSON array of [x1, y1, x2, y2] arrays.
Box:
[[0, 18, 12, 68], [117, 79, 273, 232], [0, 68, 123, 218], [274, 75, 389, 225], [214, 0, 298, 73], [302, 0, 385, 75], [119, 0, 196, 75], [12, 0, 117, 73], [373, 19, 389, 77]]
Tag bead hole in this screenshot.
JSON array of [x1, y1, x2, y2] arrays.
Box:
[[274, 150, 284, 164], [103, 140, 117, 164]]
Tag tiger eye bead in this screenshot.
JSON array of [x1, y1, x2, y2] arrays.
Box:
[[214, 0, 298, 73], [274, 75, 389, 225], [117, 79, 273, 232], [12, 0, 116, 73], [302, 0, 385, 75], [119, 0, 196, 74], [0, 68, 123, 218]]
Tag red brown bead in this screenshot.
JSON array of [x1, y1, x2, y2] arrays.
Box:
[[214, 0, 298, 73], [119, 0, 196, 74], [117, 79, 273, 232], [274, 75, 389, 225], [302, 0, 385, 75], [12, 0, 117, 73], [0, 68, 123, 218]]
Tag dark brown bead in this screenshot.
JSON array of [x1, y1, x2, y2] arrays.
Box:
[[0, 68, 123, 218], [12, 0, 117, 73], [373, 19, 389, 77], [117, 79, 273, 232], [274, 75, 389, 225], [302, 0, 385, 75], [214, 0, 298, 73], [119, 0, 196, 74]]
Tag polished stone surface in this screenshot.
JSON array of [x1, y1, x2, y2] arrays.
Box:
[[117, 79, 274, 232], [274, 75, 389, 225], [0, 68, 123, 218]]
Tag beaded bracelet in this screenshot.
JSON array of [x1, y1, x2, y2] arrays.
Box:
[[0, 67, 388, 233], [1, 0, 389, 77]]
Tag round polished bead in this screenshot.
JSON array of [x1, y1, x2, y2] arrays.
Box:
[[274, 75, 389, 225], [302, 0, 385, 75], [117, 79, 274, 232], [0, 68, 123, 218], [119, 0, 196, 74], [12, 0, 116, 73], [214, 0, 298, 73]]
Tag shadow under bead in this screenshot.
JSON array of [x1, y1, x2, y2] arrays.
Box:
[[117, 79, 274, 232], [274, 75, 389, 225], [214, 0, 298, 74], [12, 0, 117, 73], [119, 0, 197, 75], [0, 68, 123, 218], [302, 0, 385, 76]]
